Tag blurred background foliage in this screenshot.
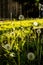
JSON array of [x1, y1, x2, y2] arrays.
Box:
[[0, 0, 43, 19]]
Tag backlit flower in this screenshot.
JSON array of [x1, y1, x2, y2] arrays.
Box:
[[33, 22, 38, 26]]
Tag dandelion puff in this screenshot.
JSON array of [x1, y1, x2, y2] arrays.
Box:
[[18, 15, 24, 20], [2, 44, 11, 50], [37, 29, 41, 34], [27, 52, 35, 61], [33, 22, 38, 26], [10, 52, 15, 57]]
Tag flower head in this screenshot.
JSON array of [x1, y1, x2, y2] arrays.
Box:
[[33, 22, 38, 26], [27, 52, 35, 61], [10, 52, 15, 57], [18, 15, 24, 20], [2, 44, 11, 50], [37, 29, 41, 34]]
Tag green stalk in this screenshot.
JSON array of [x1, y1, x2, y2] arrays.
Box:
[[37, 33, 40, 54], [37, 33, 40, 65], [27, 35, 29, 52], [17, 50, 20, 65], [34, 30, 36, 45], [17, 34, 20, 65]]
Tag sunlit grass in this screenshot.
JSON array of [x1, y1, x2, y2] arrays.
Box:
[[0, 18, 43, 31], [0, 18, 43, 65]]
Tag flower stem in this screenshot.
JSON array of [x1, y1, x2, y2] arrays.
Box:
[[17, 50, 20, 65]]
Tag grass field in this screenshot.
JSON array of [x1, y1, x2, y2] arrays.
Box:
[[0, 18, 43, 65]]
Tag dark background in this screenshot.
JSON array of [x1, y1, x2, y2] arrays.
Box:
[[0, 0, 43, 19]]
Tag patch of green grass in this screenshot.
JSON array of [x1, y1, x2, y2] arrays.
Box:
[[0, 19, 43, 65]]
